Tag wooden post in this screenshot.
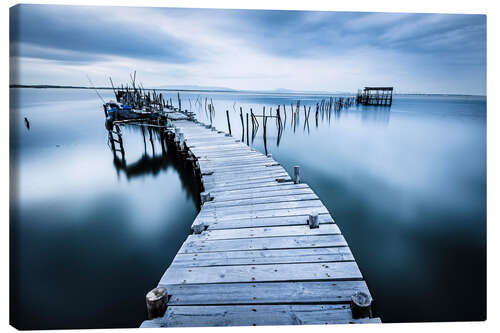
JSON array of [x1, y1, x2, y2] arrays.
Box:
[[293, 166, 300, 184], [226, 110, 232, 136], [246, 113, 249, 144], [308, 213, 319, 229], [350, 292, 373, 319], [250, 108, 255, 132], [201, 192, 212, 204], [240, 107, 244, 133], [146, 287, 167, 320], [174, 128, 181, 142], [263, 107, 267, 138], [193, 222, 205, 234], [178, 132, 184, 151], [276, 107, 281, 130]]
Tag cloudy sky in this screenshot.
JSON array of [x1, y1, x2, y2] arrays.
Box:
[[10, 4, 486, 94]]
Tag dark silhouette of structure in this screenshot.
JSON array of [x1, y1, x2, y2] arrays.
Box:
[[357, 87, 393, 106]]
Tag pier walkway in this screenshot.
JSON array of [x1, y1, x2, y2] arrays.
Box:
[[140, 113, 381, 327]]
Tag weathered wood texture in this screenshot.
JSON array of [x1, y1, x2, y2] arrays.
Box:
[[140, 117, 380, 327]]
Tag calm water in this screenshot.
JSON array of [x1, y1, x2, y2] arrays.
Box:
[[10, 88, 486, 329]]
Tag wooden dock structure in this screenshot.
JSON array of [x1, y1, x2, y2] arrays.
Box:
[[138, 110, 381, 328], [356, 87, 393, 106]]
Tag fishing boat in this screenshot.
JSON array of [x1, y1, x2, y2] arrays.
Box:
[[103, 72, 170, 130]]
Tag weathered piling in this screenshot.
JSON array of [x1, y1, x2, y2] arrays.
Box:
[[308, 212, 319, 229], [239, 107, 244, 138], [294, 165, 300, 184], [350, 292, 373, 319], [226, 110, 232, 136], [146, 287, 167, 320], [246, 112, 249, 144]]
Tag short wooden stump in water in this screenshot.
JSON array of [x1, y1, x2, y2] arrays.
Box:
[[350, 291, 373, 319], [146, 287, 167, 319]]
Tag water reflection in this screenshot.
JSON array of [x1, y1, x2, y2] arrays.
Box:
[[357, 106, 391, 124], [107, 123, 202, 205]]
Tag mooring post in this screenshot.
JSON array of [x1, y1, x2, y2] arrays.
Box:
[[146, 287, 167, 320], [246, 112, 249, 144], [250, 108, 254, 132], [293, 165, 300, 184], [308, 212, 319, 229], [239, 107, 244, 134], [178, 132, 184, 150], [226, 110, 232, 136], [201, 191, 212, 204], [350, 291, 373, 319], [193, 222, 205, 234]]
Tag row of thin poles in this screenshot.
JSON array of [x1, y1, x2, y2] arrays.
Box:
[[223, 96, 356, 136], [217, 96, 356, 154]]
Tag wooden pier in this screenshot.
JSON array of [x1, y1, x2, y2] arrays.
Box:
[[356, 87, 393, 106], [138, 110, 381, 327]]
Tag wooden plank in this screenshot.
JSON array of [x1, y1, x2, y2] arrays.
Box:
[[212, 187, 314, 203], [210, 182, 307, 195], [179, 234, 347, 254], [186, 138, 246, 146], [194, 150, 260, 159], [198, 161, 279, 173], [162, 280, 369, 305], [189, 142, 247, 149], [182, 131, 227, 137], [198, 156, 270, 166], [161, 261, 362, 285], [208, 214, 334, 230], [197, 200, 326, 217], [202, 165, 287, 178], [190, 146, 255, 155], [141, 304, 381, 327], [206, 180, 292, 193], [194, 206, 330, 226], [199, 165, 283, 177], [184, 134, 232, 141], [200, 161, 275, 172], [203, 176, 291, 192], [198, 154, 269, 164], [186, 136, 239, 143], [170, 246, 353, 267], [195, 224, 341, 240], [202, 166, 286, 179], [202, 170, 289, 185], [204, 193, 318, 209]]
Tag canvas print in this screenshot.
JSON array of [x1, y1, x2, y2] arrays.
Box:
[[9, 4, 486, 330]]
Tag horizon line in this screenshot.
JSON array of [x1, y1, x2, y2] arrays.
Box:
[[8, 84, 487, 98]]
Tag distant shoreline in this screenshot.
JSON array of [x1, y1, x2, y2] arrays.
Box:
[[9, 84, 485, 98]]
